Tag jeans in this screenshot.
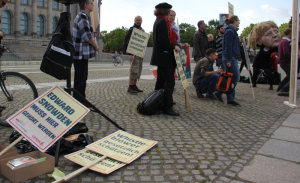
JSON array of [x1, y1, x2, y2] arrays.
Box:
[[194, 73, 219, 96], [209, 61, 214, 71], [217, 58, 223, 68], [216, 58, 240, 101], [73, 59, 88, 103], [278, 64, 290, 92]]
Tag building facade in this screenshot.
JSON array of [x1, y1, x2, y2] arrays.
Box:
[[0, 0, 81, 60]]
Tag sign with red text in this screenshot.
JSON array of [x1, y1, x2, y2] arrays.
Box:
[[86, 130, 157, 164], [6, 86, 90, 152]]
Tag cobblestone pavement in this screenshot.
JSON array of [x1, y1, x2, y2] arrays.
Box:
[[0, 62, 299, 183]]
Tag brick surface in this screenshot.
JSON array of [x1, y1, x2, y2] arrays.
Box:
[[0, 62, 297, 182]]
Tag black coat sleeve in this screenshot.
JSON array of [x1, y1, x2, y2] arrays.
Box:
[[156, 19, 175, 52]]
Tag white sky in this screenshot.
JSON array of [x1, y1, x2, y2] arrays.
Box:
[[99, 0, 293, 34]]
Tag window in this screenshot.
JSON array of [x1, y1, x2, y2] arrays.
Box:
[[22, 0, 28, 4], [2, 11, 11, 35], [39, 0, 44, 7], [54, 2, 58, 9], [37, 15, 44, 36], [21, 13, 28, 35], [52, 17, 58, 33]]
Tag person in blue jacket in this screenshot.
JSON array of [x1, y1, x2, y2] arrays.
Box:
[[214, 15, 241, 106]]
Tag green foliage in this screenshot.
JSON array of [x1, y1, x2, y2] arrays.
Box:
[[279, 23, 289, 37], [147, 31, 153, 47], [179, 23, 196, 46], [205, 19, 220, 37], [101, 28, 127, 53], [240, 23, 256, 39]]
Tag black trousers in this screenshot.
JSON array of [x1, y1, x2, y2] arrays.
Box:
[[155, 66, 176, 111], [73, 58, 88, 103]]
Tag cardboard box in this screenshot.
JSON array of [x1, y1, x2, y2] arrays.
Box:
[[0, 145, 18, 171], [0, 151, 55, 183]]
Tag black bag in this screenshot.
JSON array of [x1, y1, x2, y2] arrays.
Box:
[[137, 89, 164, 115], [40, 12, 75, 80], [216, 68, 236, 94]]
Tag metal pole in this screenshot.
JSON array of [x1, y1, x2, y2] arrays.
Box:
[[285, 0, 299, 108]]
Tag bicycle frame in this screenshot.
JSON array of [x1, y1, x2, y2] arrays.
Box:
[[0, 71, 13, 101]]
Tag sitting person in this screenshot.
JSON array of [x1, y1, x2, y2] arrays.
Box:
[[193, 48, 223, 100]]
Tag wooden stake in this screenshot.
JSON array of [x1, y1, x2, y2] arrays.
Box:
[[0, 136, 23, 156], [52, 156, 107, 183], [184, 89, 188, 108], [185, 89, 193, 112]]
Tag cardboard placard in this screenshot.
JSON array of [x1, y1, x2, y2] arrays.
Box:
[[175, 51, 189, 89], [0, 151, 54, 183], [6, 86, 90, 152], [126, 28, 150, 58], [86, 130, 157, 164], [178, 46, 192, 79], [64, 149, 125, 174]]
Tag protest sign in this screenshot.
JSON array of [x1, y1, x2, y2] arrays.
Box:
[[219, 14, 229, 25], [178, 46, 191, 79], [6, 86, 89, 152], [228, 2, 234, 17], [175, 52, 189, 89], [65, 149, 125, 174], [126, 28, 150, 58], [86, 130, 157, 164]]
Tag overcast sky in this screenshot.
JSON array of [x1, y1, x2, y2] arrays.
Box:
[[99, 0, 293, 34]]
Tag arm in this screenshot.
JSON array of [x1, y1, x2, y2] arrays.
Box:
[[223, 30, 234, 64], [78, 15, 99, 51], [204, 69, 223, 77]]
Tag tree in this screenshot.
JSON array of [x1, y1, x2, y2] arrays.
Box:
[[103, 28, 127, 53], [179, 23, 194, 33], [180, 26, 196, 46], [240, 23, 256, 39], [278, 23, 289, 37], [147, 31, 153, 47], [205, 19, 220, 37]]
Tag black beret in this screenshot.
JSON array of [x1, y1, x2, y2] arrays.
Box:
[[155, 2, 172, 9]]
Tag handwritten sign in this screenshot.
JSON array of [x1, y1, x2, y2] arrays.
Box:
[[175, 51, 189, 89], [228, 2, 234, 17], [65, 149, 125, 174], [86, 130, 157, 164], [6, 86, 90, 152], [126, 28, 150, 58]]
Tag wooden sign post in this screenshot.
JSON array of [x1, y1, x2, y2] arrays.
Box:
[[174, 51, 193, 112], [53, 131, 157, 182], [242, 37, 255, 99]]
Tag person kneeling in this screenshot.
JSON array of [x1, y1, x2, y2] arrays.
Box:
[[193, 48, 223, 100]]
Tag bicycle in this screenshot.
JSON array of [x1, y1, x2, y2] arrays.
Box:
[[0, 45, 38, 127], [112, 55, 123, 66]]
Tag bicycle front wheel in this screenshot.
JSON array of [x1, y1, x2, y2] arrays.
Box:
[[113, 59, 118, 66], [0, 72, 38, 127]]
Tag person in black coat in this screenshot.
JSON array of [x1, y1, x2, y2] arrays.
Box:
[[150, 2, 181, 116]]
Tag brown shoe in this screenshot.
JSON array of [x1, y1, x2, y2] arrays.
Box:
[[127, 86, 138, 93], [133, 85, 143, 92]]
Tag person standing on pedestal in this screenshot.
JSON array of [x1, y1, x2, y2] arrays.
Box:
[[72, 0, 99, 107]]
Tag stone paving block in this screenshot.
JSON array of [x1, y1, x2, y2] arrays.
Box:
[[282, 113, 300, 128], [258, 138, 300, 163], [272, 127, 300, 143], [239, 155, 300, 183]]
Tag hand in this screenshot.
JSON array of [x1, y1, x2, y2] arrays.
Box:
[[94, 46, 99, 52], [94, 31, 98, 38], [227, 62, 231, 67], [129, 55, 134, 62], [175, 45, 181, 53], [3, 47, 7, 53], [184, 43, 189, 47], [141, 29, 145, 32], [216, 69, 223, 73]]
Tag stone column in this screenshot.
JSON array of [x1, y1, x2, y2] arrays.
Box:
[[14, 0, 22, 38], [31, 0, 38, 38], [47, 0, 53, 37]]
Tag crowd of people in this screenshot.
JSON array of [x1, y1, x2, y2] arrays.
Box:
[[72, 0, 299, 116]]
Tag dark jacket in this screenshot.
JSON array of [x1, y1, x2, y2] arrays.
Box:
[[253, 45, 277, 69], [124, 23, 143, 55], [150, 17, 176, 67], [222, 25, 240, 63], [193, 29, 209, 58], [193, 57, 213, 85]]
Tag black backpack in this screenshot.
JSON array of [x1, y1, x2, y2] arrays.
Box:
[[137, 89, 164, 115], [40, 12, 75, 80]]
